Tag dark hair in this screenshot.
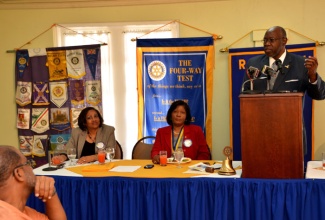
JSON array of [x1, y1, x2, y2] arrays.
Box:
[[78, 107, 103, 131], [0, 146, 21, 187], [166, 100, 192, 126]]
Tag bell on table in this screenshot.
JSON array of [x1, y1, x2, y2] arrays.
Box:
[[218, 146, 236, 176]]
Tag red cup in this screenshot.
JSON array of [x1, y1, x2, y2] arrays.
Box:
[[159, 151, 167, 166], [98, 151, 106, 164]]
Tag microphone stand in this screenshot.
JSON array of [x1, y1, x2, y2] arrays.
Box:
[[241, 77, 267, 93], [42, 135, 57, 171]]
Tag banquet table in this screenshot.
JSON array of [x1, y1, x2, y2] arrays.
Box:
[[27, 160, 325, 220]]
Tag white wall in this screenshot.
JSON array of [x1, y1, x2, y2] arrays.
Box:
[[1, 0, 325, 160]]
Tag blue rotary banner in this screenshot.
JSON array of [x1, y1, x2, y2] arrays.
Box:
[[136, 37, 214, 147], [229, 43, 316, 164]]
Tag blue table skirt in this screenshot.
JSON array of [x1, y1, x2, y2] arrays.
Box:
[[27, 176, 325, 220]]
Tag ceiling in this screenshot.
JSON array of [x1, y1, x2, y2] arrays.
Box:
[[0, 0, 222, 10]]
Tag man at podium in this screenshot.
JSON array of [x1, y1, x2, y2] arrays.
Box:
[[243, 25, 325, 97], [242, 25, 325, 155]]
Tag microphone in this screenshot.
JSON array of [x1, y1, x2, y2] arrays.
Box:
[[242, 66, 267, 93], [246, 66, 261, 79], [261, 65, 277, 78], [275, 59, 283, 74]]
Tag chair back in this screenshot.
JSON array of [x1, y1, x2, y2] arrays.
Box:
[[132, 136, 156, 159], [114, 140, 123, 159]]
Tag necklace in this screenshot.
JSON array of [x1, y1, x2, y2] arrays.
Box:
[[173, 131, 180, 134], [87, 131, 96, 143]]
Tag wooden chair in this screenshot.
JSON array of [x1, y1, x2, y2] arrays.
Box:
[[114, 140, 123, 159], [132, 136, 155, 159]]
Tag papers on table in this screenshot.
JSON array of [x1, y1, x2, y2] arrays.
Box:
[[305, 161, 325, 179], [110, 166, 141, 172], [187, 162, 221, 172], [185, 161, 242, 178]]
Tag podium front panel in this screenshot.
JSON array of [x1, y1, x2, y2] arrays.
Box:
[[240, 93, 304, 179]]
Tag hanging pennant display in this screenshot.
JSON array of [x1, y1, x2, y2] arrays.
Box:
[[17, 108, 30, 129], [70, 107, 83, 128], [28, 48, 47, 57], [50, 134, 71, 151], [15, 44, 102, 168], [47, 50, 68, 81], [19, 135, 33, 156], [16, 50, 29, 79], [32, 135, 47, 157], [66, 49, 86, 79], [85, 80, 101, 105], [69, 79, 85, 106], [31, 108, 49, 133], [50, 107, 71, 131], [85, 48, 99, 79], [49, 81, 68, 108], [33, 82, 50, 105], [16, 81, 32, 106]]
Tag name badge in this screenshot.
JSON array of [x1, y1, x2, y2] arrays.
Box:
[[183, 139, 192, 147], [96, 142, 105, 149]]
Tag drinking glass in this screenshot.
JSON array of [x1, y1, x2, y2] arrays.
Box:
[[174, 148, 184, 169], [159, 150, 167, 166], [98, 148, 106, 165], [67, 148, 76, 166], [106, 147, 115, 162]]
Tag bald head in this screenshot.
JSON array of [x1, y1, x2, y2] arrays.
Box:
[[263, 26, 288, 59], [0, 146, 22, 187], [267, 26, 287, 38]]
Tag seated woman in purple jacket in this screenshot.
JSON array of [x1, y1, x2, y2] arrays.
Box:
[[151, 100, 211, 164]]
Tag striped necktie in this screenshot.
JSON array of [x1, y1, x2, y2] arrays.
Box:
[[269, 61, 279, 90]]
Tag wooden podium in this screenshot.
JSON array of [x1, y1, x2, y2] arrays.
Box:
[[240, 93, 304, 179]]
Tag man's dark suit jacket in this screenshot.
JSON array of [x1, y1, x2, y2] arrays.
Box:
[[243, 52, 325, 99]]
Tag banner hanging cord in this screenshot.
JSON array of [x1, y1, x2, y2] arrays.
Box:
[[220, 28, 325, 53], [6, 23, 108, 53], [132, 19, 222, 41]]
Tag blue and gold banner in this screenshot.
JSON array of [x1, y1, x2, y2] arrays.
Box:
[[16, 50, 29, 79], [229, 43, 316, 162], [85, 48, 100, 80], [137, 37, 214, 147]]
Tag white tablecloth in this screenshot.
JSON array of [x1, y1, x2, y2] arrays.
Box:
[[33, 163, 83, 176]]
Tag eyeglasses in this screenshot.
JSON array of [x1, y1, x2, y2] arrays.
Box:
[[263, 38, 284, 44], [13, 159, 36, 173]]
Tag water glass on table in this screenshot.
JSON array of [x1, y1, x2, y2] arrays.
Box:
[[106, 147, 115, 162], [174, 148, 184, 169], [67, 148, 76, 166]]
